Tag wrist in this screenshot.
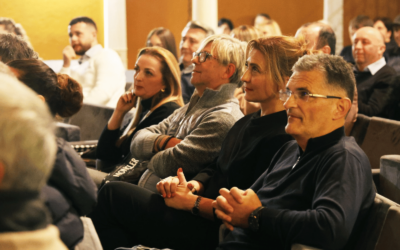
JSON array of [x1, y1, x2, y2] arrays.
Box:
[[62, 60, 71, 68], [248, 206, 264, 232], [191, 196, 202, 215], [113, 109, 129, 117]]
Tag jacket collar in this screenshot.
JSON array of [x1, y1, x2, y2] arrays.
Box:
[[84, 44, 103, 58], [192, 83, 238, 107], [300, 126, 345, 156]]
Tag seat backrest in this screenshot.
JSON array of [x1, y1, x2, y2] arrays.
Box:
[[349, 113, 371, 146], [360, 117, 400, 169], [380, 155, 400, 204], [65, 103, 115, 140], [55, 122, 81, 142], [373, 194, 400, 250], [353, 194, 400, 250]]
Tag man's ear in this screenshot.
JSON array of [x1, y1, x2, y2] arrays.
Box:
[[321, 45, 331, 55], [333, 98, 352, 120], [222, 63, 236, 80], [378, 44, 386, 57], [38, 95, 45, 102]]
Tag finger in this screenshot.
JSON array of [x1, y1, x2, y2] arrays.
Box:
[[176, 168, 187, 185], [121, 93, 129, 103], [215, 195, 234, 214], [212, 200, 218, 209], [215, 208, 232, 223], [223, 221, 234, 231], [170, 177, 180, 197], [164, 179, 172, 198], [157, 181, 167, 198], [230, 187, 246, 204], [126, 92, 134, 103], [219, 188, 230, 197]]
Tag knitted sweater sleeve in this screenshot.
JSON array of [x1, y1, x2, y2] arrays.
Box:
[[133, 111, 237, 178]]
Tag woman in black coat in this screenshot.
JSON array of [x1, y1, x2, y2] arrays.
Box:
[[96, 47, 184, 172]]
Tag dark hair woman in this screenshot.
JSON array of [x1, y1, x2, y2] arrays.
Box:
[[8, 59, 97, 249]]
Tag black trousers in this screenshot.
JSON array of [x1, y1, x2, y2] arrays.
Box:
[[89, 181, 220, 250]]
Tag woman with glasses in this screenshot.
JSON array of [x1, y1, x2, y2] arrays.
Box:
[[90, 36, 312, 250]]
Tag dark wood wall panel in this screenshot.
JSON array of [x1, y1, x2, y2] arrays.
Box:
[[344, 0, 400, 46]]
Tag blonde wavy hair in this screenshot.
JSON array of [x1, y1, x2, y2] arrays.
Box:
[[246, 36, 315, 93], [231, 25, 262, 43]]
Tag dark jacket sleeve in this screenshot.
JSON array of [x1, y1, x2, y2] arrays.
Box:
[[358, 67, 396, 116], [255, 150, 375, 250], [96, 103, 180, 162], [191, 157, 218, 186], [96, 126, 122, 162], [48, 138, 97, 216]]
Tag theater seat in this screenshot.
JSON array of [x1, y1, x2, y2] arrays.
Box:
[[350, 115, 400, 169], [55, 122, 81, 141], [63, 103, 115, 140], [379, 155, 400, 204], [349, 113, 371, 146], [292, 193, 400, 250]]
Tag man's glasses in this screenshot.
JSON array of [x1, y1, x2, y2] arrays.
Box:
[[279, 89, 342, 102], [192, 51, 213, 63]]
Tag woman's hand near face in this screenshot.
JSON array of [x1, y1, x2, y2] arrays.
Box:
[[107, 91, 137, 130], [115, 90, 137, 114]]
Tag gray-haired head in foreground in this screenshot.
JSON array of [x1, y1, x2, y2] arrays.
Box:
[[0, 73, 56, 192], [292, 54, 355, 102], [0, 33, 38, 63], [197, 34, 247, 87]]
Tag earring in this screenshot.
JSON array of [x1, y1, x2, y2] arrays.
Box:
[[161, 89, 165, 92]]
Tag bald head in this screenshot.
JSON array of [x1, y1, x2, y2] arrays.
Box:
[[352, 27, 386, 71], [295, 22, 336, 55]]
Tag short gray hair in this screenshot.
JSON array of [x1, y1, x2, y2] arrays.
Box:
[[185, 20, 214, 37], [292, 54, 355, 102], [0, 73, 56, 192], [197, 34, 247, 87]]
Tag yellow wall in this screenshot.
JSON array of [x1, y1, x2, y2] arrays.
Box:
[[126, 0, 190, 69], [125, 0, 323, 69], [0, 0, 104, 60], [218, 0, 323, 36]]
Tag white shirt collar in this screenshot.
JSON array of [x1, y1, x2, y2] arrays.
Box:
[[366, 57, 386, 75], [85, 44, 103, 58]]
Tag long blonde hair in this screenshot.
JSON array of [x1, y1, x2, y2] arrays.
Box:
[[118, 47, 184, 143]]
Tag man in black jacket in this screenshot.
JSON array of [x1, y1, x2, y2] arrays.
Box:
[[214, 54, 375, 250], [352, 27, 396, 118]]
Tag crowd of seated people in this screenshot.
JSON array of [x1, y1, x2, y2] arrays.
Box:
[[0, 11, 400, 250]]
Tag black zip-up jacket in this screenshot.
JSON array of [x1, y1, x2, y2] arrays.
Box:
[[43, 138, 97, 249]]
